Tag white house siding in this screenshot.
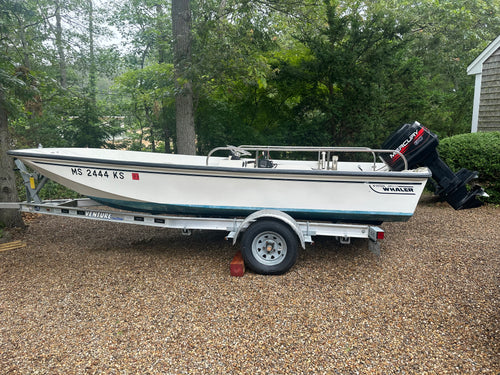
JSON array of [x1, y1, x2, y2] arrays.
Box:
[[478, 48, 500, 132]]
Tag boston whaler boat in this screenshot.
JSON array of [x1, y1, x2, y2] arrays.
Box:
[[8, 122, 486, 274]]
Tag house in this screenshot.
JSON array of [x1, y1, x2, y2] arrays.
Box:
[[467, 35, 500, 132]]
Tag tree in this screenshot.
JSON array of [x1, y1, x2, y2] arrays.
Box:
[[400, 0, 500, 137], [172, 0, 196, 154], [0, 0, 45, 228], [0, 71, 25, 228], [114, 63, 175, 151], [111, 0, 176, 151], [200, 0, 500, 147], [0, 28, 28, 227], [2, 0, 497, 175], [191, 0, 294, 151], [87, 0, 97, 105]]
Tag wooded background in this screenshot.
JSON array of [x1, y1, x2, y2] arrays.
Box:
[[1, 0, 500, 155]]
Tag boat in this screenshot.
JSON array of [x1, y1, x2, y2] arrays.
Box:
[[8, 122, 485, 225]]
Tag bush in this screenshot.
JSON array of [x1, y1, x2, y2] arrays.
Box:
[[438, 131, 500, 204]]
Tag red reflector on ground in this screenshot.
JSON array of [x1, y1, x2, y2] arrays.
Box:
[[377, 231, 384, 240], [132, 173, 140, 180]]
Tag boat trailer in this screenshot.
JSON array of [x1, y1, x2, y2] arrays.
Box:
[[3, 198, 384, 275], [1, 159, 384, 276]]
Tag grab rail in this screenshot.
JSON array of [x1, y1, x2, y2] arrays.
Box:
[[206, 145, 408, 170]]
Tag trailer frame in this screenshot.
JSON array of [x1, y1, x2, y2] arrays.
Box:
[[4, 198, 383, 253]]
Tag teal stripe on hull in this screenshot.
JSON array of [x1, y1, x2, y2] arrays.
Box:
[[90, 197, 412, 224]]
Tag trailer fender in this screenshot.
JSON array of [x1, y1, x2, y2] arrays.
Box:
[[230, 210, 306, 249]]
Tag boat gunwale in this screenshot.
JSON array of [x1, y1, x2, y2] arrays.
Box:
[[8, 149, 432, 179]]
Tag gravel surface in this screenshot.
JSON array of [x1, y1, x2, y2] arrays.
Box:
[[0, 201, 498, 374]]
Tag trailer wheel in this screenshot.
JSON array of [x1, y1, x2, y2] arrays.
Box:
[[241, 220, 298, 275]]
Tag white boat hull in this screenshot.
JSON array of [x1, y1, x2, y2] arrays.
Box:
[[8, 148, 431, 224]]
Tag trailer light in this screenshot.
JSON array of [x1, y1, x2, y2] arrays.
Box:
[[369, 226, 384, 242]]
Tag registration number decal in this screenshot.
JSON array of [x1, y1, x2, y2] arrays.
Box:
[[71, 167, 125, 180]]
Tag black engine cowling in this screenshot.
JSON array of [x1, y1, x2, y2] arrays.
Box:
[[381, 121, 485, 210]]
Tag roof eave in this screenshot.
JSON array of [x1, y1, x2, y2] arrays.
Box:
[[467, 34, 500, 76]]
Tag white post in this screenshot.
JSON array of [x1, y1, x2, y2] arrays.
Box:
[[471, 73, 482, 133]]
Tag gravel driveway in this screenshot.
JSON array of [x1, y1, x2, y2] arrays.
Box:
[[0, 201, 498, 374]]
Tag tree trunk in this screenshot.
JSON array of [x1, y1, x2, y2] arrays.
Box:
[[156, 4, 173, 153], [172, 0, 196, 155], [88, 0, 96, 105], [0, 94, 24, 228], [15, 15, 31, 70], [54, 0, 67, 88]]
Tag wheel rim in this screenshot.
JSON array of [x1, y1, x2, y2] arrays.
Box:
[[251, 231, 287, 266]]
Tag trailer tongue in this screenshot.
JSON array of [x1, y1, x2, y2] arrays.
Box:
[[381, 121, 486, 210]]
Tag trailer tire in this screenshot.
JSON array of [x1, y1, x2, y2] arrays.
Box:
[[241, 219, 298, 275]]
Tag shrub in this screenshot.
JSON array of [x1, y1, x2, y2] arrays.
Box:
[[438, 131, 500, 204]]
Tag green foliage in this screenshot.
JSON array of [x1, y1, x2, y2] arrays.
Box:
[[2, 0, 500, 157], [113, 63, 176, 151], [398, 0, 500, 138], [274, 1, 414, 147], [62, 96, 108, 148], [194, 0, 500, 150], [38, 181, 80, 200], [438, 132, 500, 204], [15, 171, 80, 202]]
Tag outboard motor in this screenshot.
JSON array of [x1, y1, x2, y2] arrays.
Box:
[[381, 121, 486, 210]]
